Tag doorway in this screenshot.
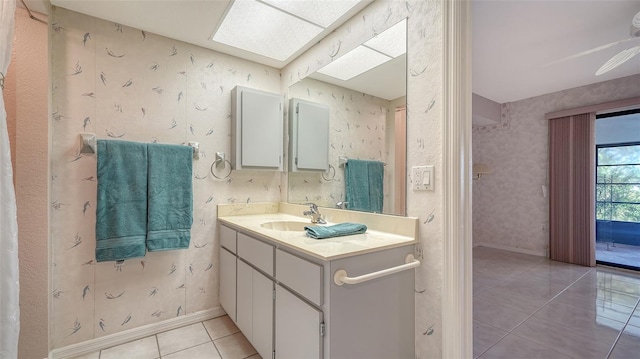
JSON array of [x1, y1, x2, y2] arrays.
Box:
[[595, 109, 640, 270]]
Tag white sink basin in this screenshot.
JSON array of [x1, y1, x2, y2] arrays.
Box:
[[260, 220, 310, 232]]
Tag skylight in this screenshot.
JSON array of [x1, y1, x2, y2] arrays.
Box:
[[211, 0, 367, 63], [316, 19, 407, 81]]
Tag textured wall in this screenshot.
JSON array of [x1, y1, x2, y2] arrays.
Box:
[[283, 1, 445, 357], [49, 7, 282, 349], [287, 77, 391, 211], [473, 74, 640, 254], [4, 7, 50, 359]]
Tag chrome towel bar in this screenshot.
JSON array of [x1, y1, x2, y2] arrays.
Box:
[[333, 254, 420, 286]]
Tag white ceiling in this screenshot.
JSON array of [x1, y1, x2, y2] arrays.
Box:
[[473, 0, 640, 104], [47, 0, 369, 69], [21, 0, 640, 105]]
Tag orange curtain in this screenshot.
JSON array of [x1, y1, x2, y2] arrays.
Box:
[[548, 113, 596, 266]]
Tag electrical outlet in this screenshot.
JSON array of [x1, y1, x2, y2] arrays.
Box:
[[415, 245, 424, 259], [412, 166, 434, 191]]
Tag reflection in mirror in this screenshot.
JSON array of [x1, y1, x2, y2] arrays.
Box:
[[287, 18, 407, 216]]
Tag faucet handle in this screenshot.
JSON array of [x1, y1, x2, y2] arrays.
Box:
[[304, 202, 318, 212], [336, 201, 349, 209]]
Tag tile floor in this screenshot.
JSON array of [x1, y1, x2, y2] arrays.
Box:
[[596, 241, 640, 269], [69, 247, 640, 359], [474, 246, 640, 359], [71, 316, 260, 359]]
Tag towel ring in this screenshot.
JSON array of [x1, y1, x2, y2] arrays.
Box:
[[322, 164, 336, 182], [210, 158, 233, 180]]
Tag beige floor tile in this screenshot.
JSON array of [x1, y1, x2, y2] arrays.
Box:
[[610, 329, 640, 359], [628, 308, 640, 327], [157, 323, 212, 356], [473, 296, 530, 332], [493, 272, 568, 301], [512, 316, 616, 359], [473, 320, 507, 359], [528, 261, 591, 285], [534, 297, 630, 335], [203, 315, 240, 340], [163, 342, 221, 359], [213, 332, 257, 359], [245, 355, 262, 359], [69, 351, 100, 359], [478, 333, 572, 359], [478, 286, 550, 315], [100, 336, 159, 359]]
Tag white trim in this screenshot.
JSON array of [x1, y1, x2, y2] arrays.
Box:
[[474, 242, 547, 257], [441, 0, 473, 358], [48, 307, 225, 359]]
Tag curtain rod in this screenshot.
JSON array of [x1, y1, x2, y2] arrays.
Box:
[[20, 0, 48, 24]]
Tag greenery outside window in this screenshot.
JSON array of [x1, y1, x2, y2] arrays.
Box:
[[596, 142, 640, 223]]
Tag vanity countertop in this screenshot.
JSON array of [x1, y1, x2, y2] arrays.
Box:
[[218, 211, 417, 261]]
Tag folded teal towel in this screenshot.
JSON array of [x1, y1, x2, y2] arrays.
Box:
[[146, 143, 193, 251], [305, 222, 367, 239], [345, 159, 384, 213], [96, 140, 148, 262]]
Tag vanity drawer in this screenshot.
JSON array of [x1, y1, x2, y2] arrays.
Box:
[[276, 249, 323, 306], [237, 233, 274, 276], [220, 225, 237, 253]]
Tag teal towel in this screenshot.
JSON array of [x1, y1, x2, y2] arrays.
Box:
[[96, 140, 148, 262], [146, 143, 193, 251], [345, 159, 384, 213], [305, 222, 368, 239]]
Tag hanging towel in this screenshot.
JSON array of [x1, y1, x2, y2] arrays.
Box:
[[345, 159, 384, 213], [96, 140, 148, 262], [146, 143, 193, 251], [305, 222, 368, 239]]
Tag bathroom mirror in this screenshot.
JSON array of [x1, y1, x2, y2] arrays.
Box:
[[287, 18, 407, 216]]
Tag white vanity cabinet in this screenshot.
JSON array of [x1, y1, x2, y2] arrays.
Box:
[[237, 260, 273, 359], [219, 226, 237, 322], [231, 86, 283, 171], [218, 224, 415, 359]]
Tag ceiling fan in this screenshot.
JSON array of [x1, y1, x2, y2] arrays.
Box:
[[596, 10, 640, 75]]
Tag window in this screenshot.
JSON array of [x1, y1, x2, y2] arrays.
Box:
[[596, 142, 640, 223]]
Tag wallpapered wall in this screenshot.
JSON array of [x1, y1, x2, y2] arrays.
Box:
[[50, 7, 283, 349], [283, 1, 445, 356], [51, 0, 445, 356], [287, 77, 392, 212], [473, 74, 640, 255]]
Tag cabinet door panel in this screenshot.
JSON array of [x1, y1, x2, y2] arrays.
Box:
[[296, 100, 329, 171], [220, 248, 236, 322], [238, 233, 274, 276], [276, 285, 322, 359], [253, 271, 274, 359], [236, 260, 253, 339], [241, 90, 282, 168], [220, 225, 237, 253], [276, 249, 323, 306]]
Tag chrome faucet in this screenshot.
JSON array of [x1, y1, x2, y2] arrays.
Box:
[[336, 201, 349, 210], [303, 203, 326, 224]]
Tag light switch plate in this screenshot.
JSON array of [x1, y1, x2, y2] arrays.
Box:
[[412, 165, 434, 191]]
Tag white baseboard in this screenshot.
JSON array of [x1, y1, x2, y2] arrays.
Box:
[[48, 307, 226, 359], [474, 242, 547, 257]]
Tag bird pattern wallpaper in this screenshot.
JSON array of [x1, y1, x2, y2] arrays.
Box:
[[287, 77, 393, 212], [50, 7, 282, 349], [50, 1, 446, 357]]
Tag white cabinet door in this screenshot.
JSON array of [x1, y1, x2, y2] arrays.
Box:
[[290, 99, 329, 172], [275, 285, 322, 359], [252, 270, 274, 359], [231, 86, 283, 171], [220, 248, 237, 322], [236, 260, 253, 339], [237, 260, 274, 359]]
